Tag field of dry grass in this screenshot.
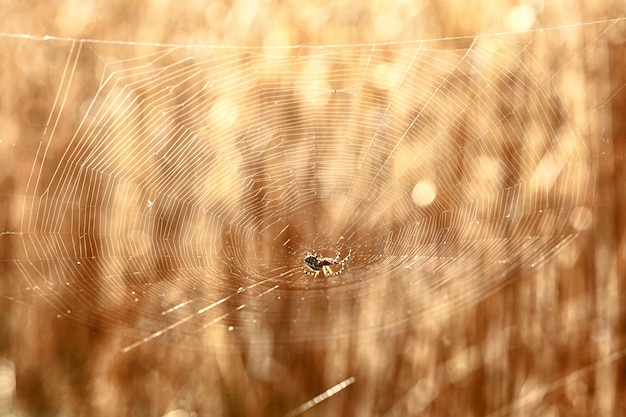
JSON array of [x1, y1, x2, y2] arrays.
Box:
[[0, 1, 625, 416]]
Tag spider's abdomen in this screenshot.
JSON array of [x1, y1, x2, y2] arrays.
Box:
[[304, 255, 323, 271]]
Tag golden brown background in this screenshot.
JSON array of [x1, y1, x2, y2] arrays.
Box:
[[1, 1, 626, 416]]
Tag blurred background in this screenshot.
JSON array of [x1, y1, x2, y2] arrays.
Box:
[[1, 1, 625, 416]]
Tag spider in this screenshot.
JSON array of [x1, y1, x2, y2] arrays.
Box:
[[302, 248, 351, 278]]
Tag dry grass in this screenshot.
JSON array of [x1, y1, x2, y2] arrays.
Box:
[[0, 1, 625, 417]]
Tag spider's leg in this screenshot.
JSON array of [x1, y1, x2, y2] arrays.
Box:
[[331, 249, 351, 276], [303, 262, 321, 278], [322, 265, 334, 276]]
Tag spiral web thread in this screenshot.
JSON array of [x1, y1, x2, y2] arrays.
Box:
[[0, 19, 621, 352]]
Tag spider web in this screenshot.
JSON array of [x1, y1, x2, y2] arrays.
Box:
[[0, 19, 620, 352]]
